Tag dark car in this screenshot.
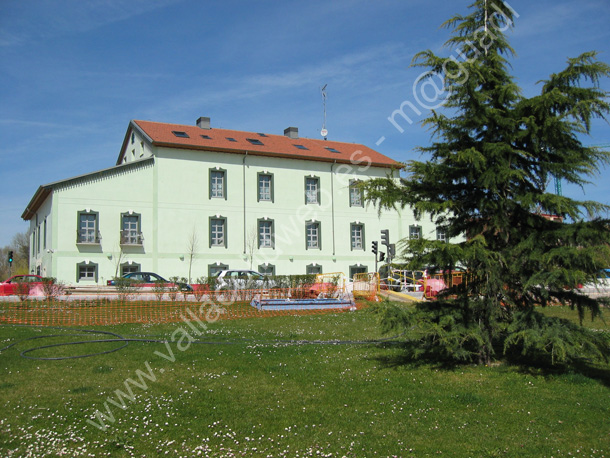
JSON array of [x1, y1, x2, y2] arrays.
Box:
[[107, 272, 192, 291], [0, 275, 45, 296]]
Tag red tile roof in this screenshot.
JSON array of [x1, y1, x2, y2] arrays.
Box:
[[123, 120, 399, 168]]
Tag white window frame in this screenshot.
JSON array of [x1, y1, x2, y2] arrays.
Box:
[[306, 221, 321, 250], [350, 223, 364, 250], [258, 219, 274, 249]]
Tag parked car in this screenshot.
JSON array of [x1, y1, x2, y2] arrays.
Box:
[[0, 274, 45, 296], [107, 272, 192, 291], [215, 270, 274, 290]]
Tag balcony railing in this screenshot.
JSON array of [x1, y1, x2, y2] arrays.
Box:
[[77, 230, 102, 244], [120, 230, 144, 245]]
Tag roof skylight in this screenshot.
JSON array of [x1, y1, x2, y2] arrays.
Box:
[[226, 137, 237, 142], [257, 133, 268, 137], [172, 131, 190, 138], [247, 138, 264, 146], [293, 144, 309, 150], [325, 146, 341, 153], [201, 135, 212, 140]]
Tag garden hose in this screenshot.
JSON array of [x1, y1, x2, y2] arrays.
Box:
[[0, 324, 405, 361]]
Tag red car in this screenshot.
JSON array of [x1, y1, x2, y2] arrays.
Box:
[[0, 275, 45, 296]]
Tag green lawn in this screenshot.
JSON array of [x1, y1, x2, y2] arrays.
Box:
[[0, 305, 608, 457]]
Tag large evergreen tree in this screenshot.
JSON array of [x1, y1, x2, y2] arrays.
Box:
[[365, 0, 610, 365]]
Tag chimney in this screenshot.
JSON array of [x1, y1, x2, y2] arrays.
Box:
[[284, 127, 298, 139], [196, 117, 211, 129]]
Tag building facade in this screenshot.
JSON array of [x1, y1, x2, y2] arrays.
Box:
[[22, 117, 443, 285]]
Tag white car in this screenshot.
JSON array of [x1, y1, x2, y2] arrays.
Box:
[[215, 270, 274, 290]]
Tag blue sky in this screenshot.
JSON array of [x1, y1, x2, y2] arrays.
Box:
[[1, 0, 609, 248]]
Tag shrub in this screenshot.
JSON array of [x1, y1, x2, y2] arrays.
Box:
[[168, 276, 181, 301], [152, 280, 167, 301], [14, 279, 30, 302], [41, 277, 65, 301], [192, 277, 211, 301], [113, 277, 141, 301]]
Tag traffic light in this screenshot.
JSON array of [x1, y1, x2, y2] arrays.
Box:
[[379, 252, 386, 262], [381, 229, 389, 247], [388, 244, 396, 259], [371, 241, 378, 255], [8, 251, 13, 265]]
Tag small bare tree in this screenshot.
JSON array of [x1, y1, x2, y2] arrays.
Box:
[[42, 277, 65, 301], [245, 225, 258, 270], [112, 245, 127, 279], [186, 228, 199, 284]]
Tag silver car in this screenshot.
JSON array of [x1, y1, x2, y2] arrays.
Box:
[[215, 269, 273, 290]]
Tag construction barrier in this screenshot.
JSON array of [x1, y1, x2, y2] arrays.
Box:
[[352, 272, 379, 301], [381, 270, 425, 293], [0, 285, 363, 327], [422, 271, 466, 299], [312, 272, 347, 295]]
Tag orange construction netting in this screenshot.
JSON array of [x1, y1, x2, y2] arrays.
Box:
[[0, 286, 369, 327]]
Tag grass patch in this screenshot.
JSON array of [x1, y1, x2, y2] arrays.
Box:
[[0, 306, 608, 457]]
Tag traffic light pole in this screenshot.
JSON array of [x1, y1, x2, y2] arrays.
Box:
[[7, 250, 13, 277], [375, 251, 378, 274], [371, 241, 379, 273]]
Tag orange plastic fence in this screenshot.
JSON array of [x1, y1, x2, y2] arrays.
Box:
[[352, 272, 379, 301], [0, 287, 365, 327]]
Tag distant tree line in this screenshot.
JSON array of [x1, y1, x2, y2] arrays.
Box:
[[0, 231, 29, 280]]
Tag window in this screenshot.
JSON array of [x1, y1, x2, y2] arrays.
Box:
[[306, 264, 322, 275], [121, 263, 141, 276], [258, 173, 273, 202], [349, 265, 368, 280], [259, 264, 276, 276], [305, 176, 320, 205], [201, 134, 212, 140], [77, 211, 100, 244], [436, 228, 447, 242], [209, 168, 227, 199], [121, 213, 143, 245], [306, 221, 321, 250], [349, 180, 363, 207], [210, 217, 227, 248], [33, 218, 37, 256], [43, 218, 47, 250], [76, 262, 98, 282], [257, 133, 268, 137], [172, 131, 189, 138], [247, 138, 264, 146], [293, 144, 309, 150], [258, 219, 274, 249], [209, 263, 229, 277], [409, 225, 422, 239], [325, 146, 341, 153], [226, 137, 237, 142], [350, 223, 364, 250], [131, 132, 135, 144]]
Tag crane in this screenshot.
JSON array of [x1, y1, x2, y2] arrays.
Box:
[[553, 144, 610, 196]]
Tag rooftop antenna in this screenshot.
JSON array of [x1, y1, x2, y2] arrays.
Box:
[[320, 84, 328, 140]]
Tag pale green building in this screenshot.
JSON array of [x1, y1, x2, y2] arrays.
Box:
[[22, 117, 443, 285]]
